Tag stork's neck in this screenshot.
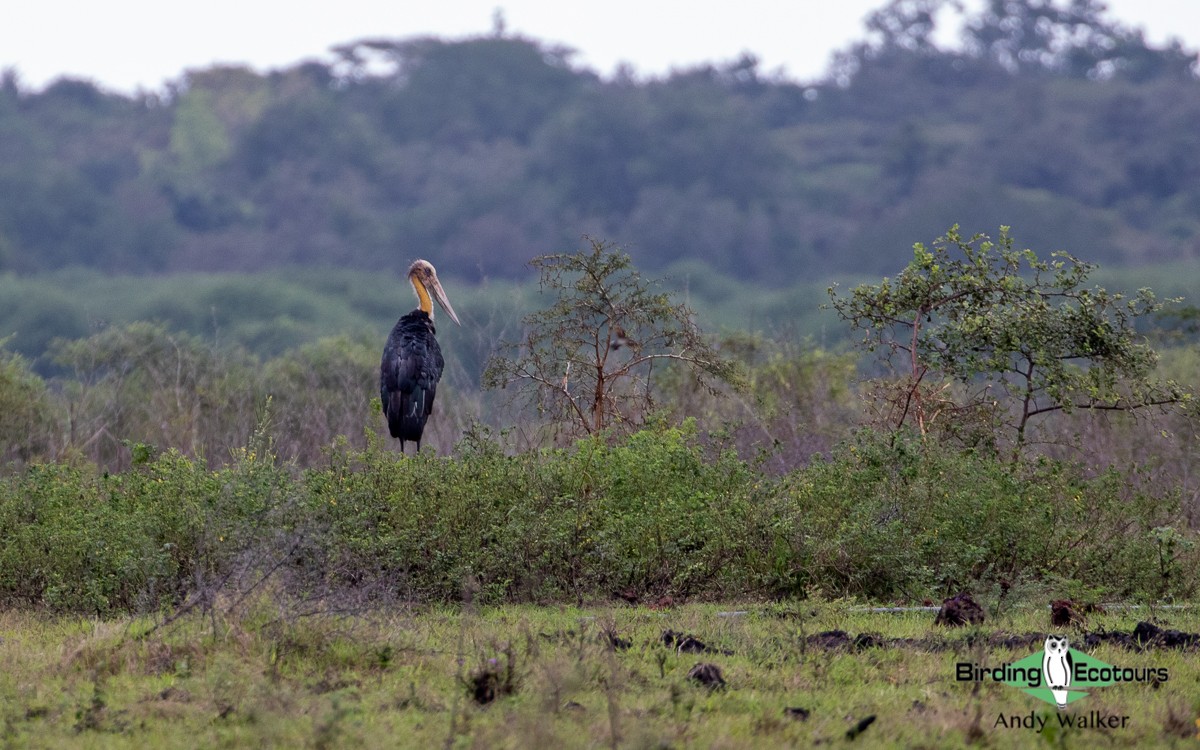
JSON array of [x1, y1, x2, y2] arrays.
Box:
[[411, 274, 433, 316]]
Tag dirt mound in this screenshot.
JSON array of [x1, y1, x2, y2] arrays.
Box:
[[935, 593, 985, 627], [1082, 621, 1200, 651], [662, 630, 734, 655], [686, 662, 727, 690], [1050, 599, 1104, 627]]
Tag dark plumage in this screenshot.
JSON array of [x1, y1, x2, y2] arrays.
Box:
[[380, 259, 460, 453], [380, 311, 444, 452]]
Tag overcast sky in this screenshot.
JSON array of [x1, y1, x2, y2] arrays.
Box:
[[3, 0, 1198, 94]]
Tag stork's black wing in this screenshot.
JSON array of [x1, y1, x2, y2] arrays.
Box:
[[380, 311, 445, 450]]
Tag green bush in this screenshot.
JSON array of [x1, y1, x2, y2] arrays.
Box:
[[576, 422, 755, 597], [0, 462, 177, 613], [302, 431, 531, 602], [0, 426, 1195, 615], [302, 422, 761, 603], [0, 445, 294, 614], [765, 431, 1195, 601]]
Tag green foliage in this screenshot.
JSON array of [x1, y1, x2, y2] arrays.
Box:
[[0, 457, 198, 613], [303, 421, 756, 603], [653, 333, 860, 471], [0, 424, 304, 615], [303, 431, 531, 603], [829, 225, 1190, 453], [1, 423, 1194, 615], [484, 239, 742, 439]]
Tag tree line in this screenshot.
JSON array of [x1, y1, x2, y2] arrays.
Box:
[[1, 0, 1197, 285]]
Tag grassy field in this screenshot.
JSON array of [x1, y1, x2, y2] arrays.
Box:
[[2, 599, 1197, 749]]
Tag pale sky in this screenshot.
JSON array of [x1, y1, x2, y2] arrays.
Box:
[[2, 0, 1197, 95]]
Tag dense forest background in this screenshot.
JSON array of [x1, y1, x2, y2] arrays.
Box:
[[2, 0, 1199, 364]]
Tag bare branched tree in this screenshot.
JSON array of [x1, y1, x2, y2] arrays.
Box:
[[483, 238, 742, 440]]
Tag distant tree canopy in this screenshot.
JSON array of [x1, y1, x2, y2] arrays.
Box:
[[0, 0, 1197, 282]]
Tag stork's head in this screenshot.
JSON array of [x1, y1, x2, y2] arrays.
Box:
[[408, 259, 461, 325]]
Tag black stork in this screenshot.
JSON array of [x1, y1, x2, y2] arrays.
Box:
[[380, 259, 461, 453]]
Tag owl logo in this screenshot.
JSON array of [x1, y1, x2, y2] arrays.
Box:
[[1042, 634, 1073, 709]]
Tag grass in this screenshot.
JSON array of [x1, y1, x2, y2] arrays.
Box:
[[2, 598, 1197, 748]]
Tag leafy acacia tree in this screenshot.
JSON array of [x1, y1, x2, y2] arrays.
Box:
[[829, 225, 1190, 455], [483, 238, 741, 439]]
